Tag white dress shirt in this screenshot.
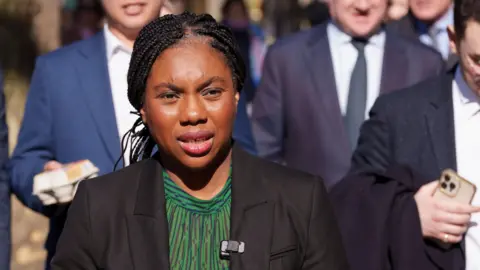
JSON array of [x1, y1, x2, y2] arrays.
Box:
[[104, 25, 137, 166], [327, 22, 385, 119], [452, 67, 480, 270]]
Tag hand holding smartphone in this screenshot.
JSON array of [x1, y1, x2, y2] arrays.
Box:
[[431, 169, 477, 248]]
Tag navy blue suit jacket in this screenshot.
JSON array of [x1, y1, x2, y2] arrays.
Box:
[[8, 31, 256, 267], [252, 22, 444, 188], [0, 69, 11, 270]]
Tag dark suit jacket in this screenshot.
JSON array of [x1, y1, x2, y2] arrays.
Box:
[[0, 69, 10, 270], [349, 71, 464, 268], [51, 146, 349, 270], [331, 166, 461, 270], [351, 71, 456, 181], [251, 22, 444, 188]]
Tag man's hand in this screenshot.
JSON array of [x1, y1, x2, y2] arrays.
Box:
[[415, 181, 480, 243], [43, 161, 63, 172]]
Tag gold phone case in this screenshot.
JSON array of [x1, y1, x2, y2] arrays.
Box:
[[433, 169, 476, 204], [431, 169, 476, 249]]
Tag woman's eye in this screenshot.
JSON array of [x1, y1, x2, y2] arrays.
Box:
[[204, 89, 222, 97], [160, 92, 178, 100]]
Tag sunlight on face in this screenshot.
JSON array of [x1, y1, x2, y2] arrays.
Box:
[[453, 20, 480, 95]]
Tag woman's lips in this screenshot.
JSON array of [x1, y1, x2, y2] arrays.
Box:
[[177, 131, 214, 156]]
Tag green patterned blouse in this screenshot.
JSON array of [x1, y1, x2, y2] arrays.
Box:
[[163, 170, 231, 270]]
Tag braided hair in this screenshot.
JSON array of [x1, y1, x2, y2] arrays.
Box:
[[114, 12, 246, 170]]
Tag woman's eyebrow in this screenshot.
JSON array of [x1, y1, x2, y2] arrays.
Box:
[[196, 76, 227, 91], [153, 83, 183, 92]]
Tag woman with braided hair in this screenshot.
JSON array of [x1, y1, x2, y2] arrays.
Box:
[[51, 12, 348, 270]]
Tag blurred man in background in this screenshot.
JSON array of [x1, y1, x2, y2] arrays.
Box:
[[390, 0, 456, 68], [252, 0, 444, 188], [9, 0, 163, 268]]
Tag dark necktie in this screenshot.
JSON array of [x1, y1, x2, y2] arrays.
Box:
[[345, 38, 367, 150]]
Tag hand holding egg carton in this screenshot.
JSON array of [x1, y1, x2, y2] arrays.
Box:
[[33, 160, 99, 205]]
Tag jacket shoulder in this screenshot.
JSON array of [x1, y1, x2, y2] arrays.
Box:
[[375, 74, 449, 111], [267, 23, 326, 54], [252, 156, 324, 195], [386, 30, 443, 60], [37, 33, 103, 65], [80, 160, 149, 211]]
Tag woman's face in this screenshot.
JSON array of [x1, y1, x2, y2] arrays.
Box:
[[141, 38, 239, 169]]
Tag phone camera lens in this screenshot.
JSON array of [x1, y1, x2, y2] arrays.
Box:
[[445, 175, 451, 182], [449, 183, 456, 191], [441, 182, 447, 189]]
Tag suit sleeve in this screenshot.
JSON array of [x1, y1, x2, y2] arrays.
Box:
[[8, 57, 56, 216], [251, 46, 284, 162], [350, 96, 392, 175], [302, 178, 350, 270], [50, 181, 97, 270], [0, 70, 11, 270]]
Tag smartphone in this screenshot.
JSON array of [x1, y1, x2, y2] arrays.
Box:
[[433, 169, 476, 204], [431, 169, 476, 249]]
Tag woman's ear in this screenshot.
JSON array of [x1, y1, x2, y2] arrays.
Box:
[[234, 91, 240, 106], [140, 107, 147, 124]]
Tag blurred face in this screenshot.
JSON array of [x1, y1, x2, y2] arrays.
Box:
[[387, 0, 409, 21], [449, 21, 480, 95], [141, 38, 239, 170], [330, 0, 387, 37], [409, 0, 451, 24], [226, 2, 248, 22], [102, 0, 163, 35]]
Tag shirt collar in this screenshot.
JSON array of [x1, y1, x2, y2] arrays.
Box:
[[104, 24, 132, 62], [454, 66, 480, 113], [416, 5, 454, 34], [327, 21, 386, 48]]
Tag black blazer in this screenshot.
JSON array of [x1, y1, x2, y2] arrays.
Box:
[[350, 70, 456, 182], [51, 146, 348, 270]]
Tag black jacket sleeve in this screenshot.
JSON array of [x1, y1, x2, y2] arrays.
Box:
[[51, 181, 98, 269], [302, 178, 350, 269]]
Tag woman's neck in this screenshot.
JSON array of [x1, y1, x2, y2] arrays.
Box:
[[162, 148, 232, 201]]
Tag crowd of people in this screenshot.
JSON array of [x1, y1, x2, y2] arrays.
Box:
[[1, 0, 480, 269]]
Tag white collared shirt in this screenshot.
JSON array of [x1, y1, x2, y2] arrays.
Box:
[[327, 22, 385, 119], [104, 24, 137, 166], [452, 67, 480, 270]]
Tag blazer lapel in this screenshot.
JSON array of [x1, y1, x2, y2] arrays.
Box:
[[126, 158, 170, 270], [380, 32, 408, 94], [230, 145, 275, 270], [425, 74, 457, 173], [302, 24, 351, 157], [75, 31, 122, 166]]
